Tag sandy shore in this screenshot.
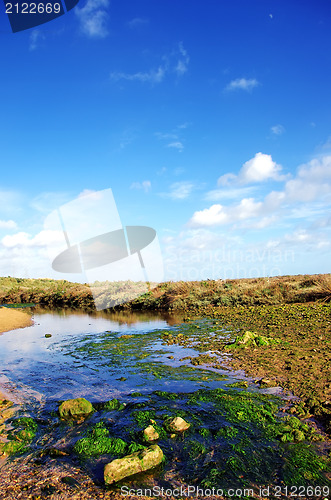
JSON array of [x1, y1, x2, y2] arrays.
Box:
[[0, 307, 33, 334]]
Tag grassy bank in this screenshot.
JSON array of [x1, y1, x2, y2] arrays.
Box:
[[0, 273, 330, 310]]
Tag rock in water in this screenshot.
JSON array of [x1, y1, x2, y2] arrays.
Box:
[[167, 416, 190, 433], [143, 425, 159, 442], [104, 444, 163, 485], [59, 398, 93, 418]]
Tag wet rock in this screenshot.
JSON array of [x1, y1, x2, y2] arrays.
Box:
[[59, 398, 93, 419], [167, 416, 190, 433], [143, 425, 159, 442], [104, 444, 163, 485]]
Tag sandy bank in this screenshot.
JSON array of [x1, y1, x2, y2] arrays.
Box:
[[0, 307, 33, 334]]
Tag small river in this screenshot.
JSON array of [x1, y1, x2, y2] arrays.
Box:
[[0, 307, 254, 405]]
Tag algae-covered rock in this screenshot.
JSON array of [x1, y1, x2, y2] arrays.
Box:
[[104, 444, 163, 485], [167, 416, 190, 433], [104, 398, 125, 411], [143, 425, 159, 442], [231, 331, 280, 348], [59, 398, 93, 419]]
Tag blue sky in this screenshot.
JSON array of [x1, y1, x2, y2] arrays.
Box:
[[0, 0, 331, 282]]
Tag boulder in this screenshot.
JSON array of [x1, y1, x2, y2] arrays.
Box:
[[167, 416, 190, 433], [104, 444, 163, 485], [59, 398, 93, 418], [143, 425, 159, 442]]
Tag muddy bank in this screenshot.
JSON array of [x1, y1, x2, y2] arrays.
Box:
[[0, 307, 33, 334]]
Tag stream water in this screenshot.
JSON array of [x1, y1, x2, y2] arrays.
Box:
[[1, 307, 330, 495], [0, 307, 252, 403]]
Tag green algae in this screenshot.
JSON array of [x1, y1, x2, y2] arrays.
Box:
[[0, 416, 38, 456], [104, 399, 125, 411], [73, 422, 127, 456]]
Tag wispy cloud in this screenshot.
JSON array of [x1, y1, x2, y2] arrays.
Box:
[[110, 42, 189, 85], [75, 0, 110, 38], [110, 66, 165, 84], [130, 180, 151, 193], [162, 181, 194, 200], [156, 122, 189, 152], [127, 17, 149, 28], [205, 186, 256, 202], [29, 29, 45, 51], [225, 78, 260, 92], [175, 41, 190, 76], [271, 124, 285, 136], [167, 141, 184, 152]]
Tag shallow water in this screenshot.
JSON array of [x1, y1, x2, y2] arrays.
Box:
[[1, 308, 330, 494], [0, 307, 253, 404]]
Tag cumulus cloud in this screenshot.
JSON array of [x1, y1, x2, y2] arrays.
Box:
[[218, 153, 284, 186], [284, 155, 331, 203], [1, 230, 63, 248], [190, 155, 331, 229], [189, 198, 263, 228], [225, 78, 259, 92], [130, 180, 151, 193], [75, 0, 109, 38]]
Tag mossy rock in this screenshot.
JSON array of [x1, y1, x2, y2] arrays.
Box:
[[104, 444, 163, 485], [59, 398, 93, 419]]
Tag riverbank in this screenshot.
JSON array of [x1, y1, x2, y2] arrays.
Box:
[[0, 307, 33, 334], [0, 274, 330, 311]]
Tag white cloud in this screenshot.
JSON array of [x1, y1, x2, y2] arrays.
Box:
[[75, 0, 109, 38], [189, 204, 228, 227], [167, 141, 184, 152], [110, 42, 189, 85], [0, 220, 17, 230], [190, 155, 331, 229], [189, 198, 263, 228], [284, 155, 331, 202], [110, 66, 165, 84], [1, 230, 63, 248], [175, 42, 190, 76], [130, 181, 151, 193], [162, 182, 194, 200], [271, 124, 285, 135], [225, 78, 260, 92], [218, 153, 284, 186]]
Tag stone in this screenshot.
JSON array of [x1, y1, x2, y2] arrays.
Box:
[[143, 425, 159, 442], [167, 416, 190, 433], [104, 444, 163, 485], [45, 333, 52, 338], [58, 398, 93, 418]]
